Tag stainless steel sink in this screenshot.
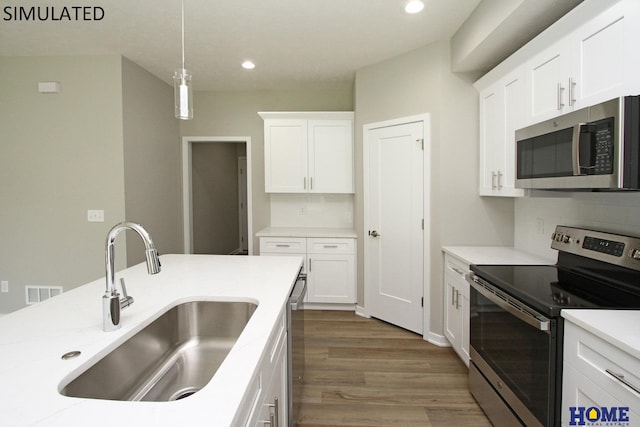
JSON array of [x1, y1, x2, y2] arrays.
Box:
[[60, 301, 257, 401]]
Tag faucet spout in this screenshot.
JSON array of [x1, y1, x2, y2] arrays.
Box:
[[103, 221, 161, 332]]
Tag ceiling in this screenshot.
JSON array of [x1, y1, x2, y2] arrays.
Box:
[[0, 0, 482, 91]]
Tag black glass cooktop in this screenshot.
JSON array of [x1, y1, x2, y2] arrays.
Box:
[[471, 255, 640, 317]]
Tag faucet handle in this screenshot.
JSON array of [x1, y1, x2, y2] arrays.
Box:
[[119, 278, 134, 309]]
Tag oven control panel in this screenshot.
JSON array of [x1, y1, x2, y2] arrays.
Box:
[[551, 225, 640, 271]]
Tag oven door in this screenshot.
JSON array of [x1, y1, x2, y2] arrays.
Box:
[[468, 274, 558, 427]]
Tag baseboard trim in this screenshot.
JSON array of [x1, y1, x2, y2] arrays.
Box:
[[355, 305, 370, 318], [426, 332, 451, 347], [304, 303, 355, 311]]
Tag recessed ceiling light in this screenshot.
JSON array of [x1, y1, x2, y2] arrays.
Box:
[[404, 0, 424, 14], [242, 60, 255, 70]]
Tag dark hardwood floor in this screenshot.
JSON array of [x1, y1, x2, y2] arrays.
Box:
[[295, 310, 492, 427]]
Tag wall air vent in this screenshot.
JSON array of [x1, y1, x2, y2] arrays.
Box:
[[25, 286, 63, 305]]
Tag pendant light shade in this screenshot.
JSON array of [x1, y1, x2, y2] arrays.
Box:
[[174, 0, 193, 120], [174, 68, 193, 120]]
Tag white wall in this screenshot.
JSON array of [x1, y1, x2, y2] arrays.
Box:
[[0, 55, 126, 313], [355, 41, 515, 337], [515, 193, 640, 260], [0, 55, 183, 314], [121, 57, 182, 264]]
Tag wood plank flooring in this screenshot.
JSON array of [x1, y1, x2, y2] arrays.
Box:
[[295, 310, 492, 427]]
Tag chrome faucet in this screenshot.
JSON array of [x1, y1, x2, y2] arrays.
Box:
[[103, 222, 161, 332]]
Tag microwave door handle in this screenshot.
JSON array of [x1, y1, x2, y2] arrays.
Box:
[[572, 123, 585, 176]]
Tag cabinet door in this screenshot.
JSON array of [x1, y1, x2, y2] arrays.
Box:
[[253, 331, 288, 427], [525, 40, 572, 124], [478, 84, 503, 195], [571, 1, 634, 109], [501, 71, 525, 196], [308, 120, 354, 193], [478, 69, 525, 197], [264, 119, 308, 193], [307, 254, 355, 303], [443, 273, 461, 350]]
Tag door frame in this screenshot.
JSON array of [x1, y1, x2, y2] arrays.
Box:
[[181, 136, 253, 255], [363, 114, 431, 338]]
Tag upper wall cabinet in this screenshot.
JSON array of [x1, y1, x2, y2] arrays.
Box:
[[478, 67, 526, 197], [475, 0, 640, 197], [259, 112, 354, 194], [524, 0, 639, 125]]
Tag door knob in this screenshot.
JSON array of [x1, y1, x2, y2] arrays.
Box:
[[369, 230, 380, 237]]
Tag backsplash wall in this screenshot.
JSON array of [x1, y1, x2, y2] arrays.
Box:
[[270, 194, 354, 228], [515, 192, 640, 260]]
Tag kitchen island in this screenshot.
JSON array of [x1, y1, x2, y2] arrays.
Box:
[[0, 254, 303, 426]]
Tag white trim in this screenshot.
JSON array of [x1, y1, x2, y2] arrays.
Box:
[[181, 136, 253, 255], [426, 332, 450, 347], [303, 303, 355, 311], [363, 114, 431, 340], [355, 305, 370, 318]]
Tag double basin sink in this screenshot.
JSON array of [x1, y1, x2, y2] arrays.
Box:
[[60, 301, 257, 402]]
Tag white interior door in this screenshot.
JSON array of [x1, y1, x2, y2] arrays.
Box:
[[365, 119, 424, 334]]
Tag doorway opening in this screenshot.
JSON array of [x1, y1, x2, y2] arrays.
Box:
[[182, 137, 253, 255]]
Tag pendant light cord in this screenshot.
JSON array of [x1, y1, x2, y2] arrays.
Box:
[[181, 0, 185, 70]]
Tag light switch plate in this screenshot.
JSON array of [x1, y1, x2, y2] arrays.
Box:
[[1, 281, 8, 293], [87, 210, 105, 222]]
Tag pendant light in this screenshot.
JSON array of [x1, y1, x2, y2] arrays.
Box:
[[174, 0, 193, 120]]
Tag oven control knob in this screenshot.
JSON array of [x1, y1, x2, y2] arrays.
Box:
[[563, 235, 572, 244], [632, 249, 640, 260]]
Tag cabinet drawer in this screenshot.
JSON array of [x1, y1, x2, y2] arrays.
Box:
[[564, 322, 640, 410], [444, 254, 470, 278], [307, 238, 354, 254], [260, 237, 306, 254]]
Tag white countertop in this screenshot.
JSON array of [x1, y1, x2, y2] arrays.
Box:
[[256, 226, 357, 239], [442, 246, 554, 266], [562, 309, 640, 359], [0, 254, 303, 426]]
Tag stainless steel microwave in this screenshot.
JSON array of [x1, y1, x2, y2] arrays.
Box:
[[515, 96, 640, 190]]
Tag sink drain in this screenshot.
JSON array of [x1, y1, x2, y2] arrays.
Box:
[[170, 387, 200, 401]]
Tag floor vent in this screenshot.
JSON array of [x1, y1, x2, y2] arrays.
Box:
[[25, 286, 63, 305]]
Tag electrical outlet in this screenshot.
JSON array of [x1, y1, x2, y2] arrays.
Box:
[[1, 281, 8, 293], [87, 209, 105, 222]]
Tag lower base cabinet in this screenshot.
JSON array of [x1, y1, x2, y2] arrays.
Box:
[[562, 321, 640, 426], [238, 311, 288, 427], [442, 253, 470, 366], [260, 236, 356, 306]]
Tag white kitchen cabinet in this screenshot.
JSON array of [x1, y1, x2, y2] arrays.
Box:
[[243, 312, 288, 427], [260, 236, 356, 307], [260, 112, 354, 194], [570, 0, 640, 110], [443, 254, 470, 366], [562, 320, 640, 426], [524, 0, 640, 125], [478, 67, 525, 197], [307, 238, 356, 304]]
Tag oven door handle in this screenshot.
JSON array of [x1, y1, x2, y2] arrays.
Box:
[[467, 274, 551, 333]]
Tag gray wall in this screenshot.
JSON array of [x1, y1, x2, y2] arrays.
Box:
[[0, 55, 183, 314], [178, 86, 355, 253], [192, 143, 240, 254], [121, 57, 182, 265], [354, 41, 515, 336], [0, 55, 126, 313]]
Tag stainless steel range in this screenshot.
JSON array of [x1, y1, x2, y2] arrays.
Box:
[[467, 225, 640, 426]]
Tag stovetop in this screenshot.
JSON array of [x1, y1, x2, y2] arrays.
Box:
[[471, 262, 640, 317], [471, 226, 640, 317]]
